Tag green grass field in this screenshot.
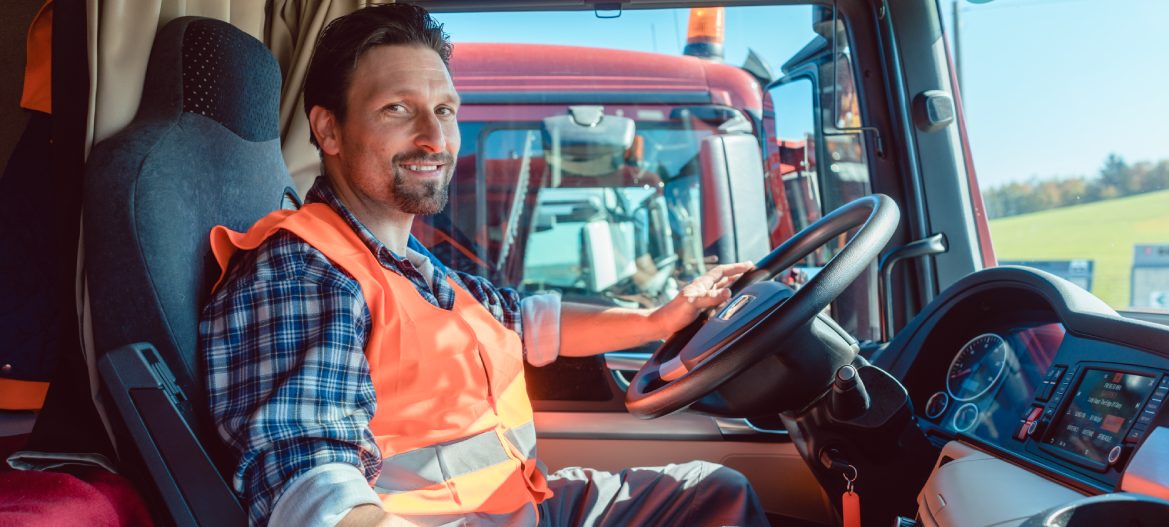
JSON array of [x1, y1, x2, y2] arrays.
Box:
[[988, 189, 1169, 309]]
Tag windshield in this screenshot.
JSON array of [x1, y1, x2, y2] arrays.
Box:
[[408, 5, 844, 311], [438, 107, 740, 307], [947, 0, 1169, 314]]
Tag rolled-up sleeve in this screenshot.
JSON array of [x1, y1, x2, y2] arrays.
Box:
[[520, 292, 562, 366], [449, 270, 562, 366]]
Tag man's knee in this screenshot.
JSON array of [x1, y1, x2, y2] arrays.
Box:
[[680, 461, 767, 526], [693, 461, 754, 494]]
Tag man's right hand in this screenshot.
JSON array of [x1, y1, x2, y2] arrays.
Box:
[[337, 504, 421, 527]]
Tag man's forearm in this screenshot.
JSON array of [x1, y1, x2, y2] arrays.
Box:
[[557, 302, 669, 358], [337, 505, 421, 527], [338, 505, 388, 527], [555, 263, 754, 359]]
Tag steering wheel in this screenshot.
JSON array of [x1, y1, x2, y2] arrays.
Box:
[[625, 194, 900, 419]]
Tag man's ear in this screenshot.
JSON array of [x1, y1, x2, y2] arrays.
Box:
[[309, 105, 341, 156]]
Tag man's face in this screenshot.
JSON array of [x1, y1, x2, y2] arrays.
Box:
[[326, 44, 460, 216]]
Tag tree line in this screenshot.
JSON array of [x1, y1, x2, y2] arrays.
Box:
[[983, 154, 1169, 219]]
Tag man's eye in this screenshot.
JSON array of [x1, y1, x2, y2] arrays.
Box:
[[384, 104, 407, 113], [436, 106, 456, 117]]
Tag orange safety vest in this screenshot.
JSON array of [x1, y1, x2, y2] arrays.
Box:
[[22, 1, 52, 114], [209, 203, 552, 521]]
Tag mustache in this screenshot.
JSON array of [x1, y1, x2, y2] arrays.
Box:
[[392, 151, 454, 165]]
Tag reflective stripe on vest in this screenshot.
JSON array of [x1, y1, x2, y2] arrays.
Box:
[[210, 203, 552, 519]]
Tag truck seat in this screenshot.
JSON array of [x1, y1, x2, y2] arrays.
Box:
[[79, 16, 297, 526]]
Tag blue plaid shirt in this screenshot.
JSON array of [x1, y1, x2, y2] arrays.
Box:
[[200, 177, 525, 525]]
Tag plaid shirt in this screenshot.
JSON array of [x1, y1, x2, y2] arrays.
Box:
[[200, 177, 524, 526]]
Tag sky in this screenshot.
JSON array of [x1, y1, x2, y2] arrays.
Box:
[[434, 0, 1169, 190]]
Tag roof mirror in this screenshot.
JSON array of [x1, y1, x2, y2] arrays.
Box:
[[542, 106, 636, 178]]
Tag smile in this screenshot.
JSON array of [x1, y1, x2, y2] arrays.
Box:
[[403, 164, 441, 172]]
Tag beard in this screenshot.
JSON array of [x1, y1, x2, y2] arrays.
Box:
[[390, 150, 455, 215]]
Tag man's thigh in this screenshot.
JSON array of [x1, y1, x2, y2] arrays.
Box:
[[538, 460, 767, 527]]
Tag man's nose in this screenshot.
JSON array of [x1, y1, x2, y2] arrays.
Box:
[[414, 112, 447, 153]]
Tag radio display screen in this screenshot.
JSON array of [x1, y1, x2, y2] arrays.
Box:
[[1046, 369, 1156, 464]]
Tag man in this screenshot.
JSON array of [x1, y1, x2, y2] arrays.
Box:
[[201, 5, 767, 527]]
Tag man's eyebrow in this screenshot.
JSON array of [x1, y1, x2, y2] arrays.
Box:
[[378, 88, 460, 105]]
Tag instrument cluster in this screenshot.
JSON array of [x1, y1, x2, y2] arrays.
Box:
[[920, 324, 1064, 440]]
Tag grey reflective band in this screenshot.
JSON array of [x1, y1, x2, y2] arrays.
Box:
[[504, 421, 538, 460], [374, 421, 538, 494]]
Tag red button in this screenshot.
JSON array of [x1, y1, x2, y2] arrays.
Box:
[[1015, 407, 1044, 441], [1014, 420, 1030, 440]]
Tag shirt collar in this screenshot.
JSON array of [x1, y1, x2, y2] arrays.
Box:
[[304, 176, 447, 271]]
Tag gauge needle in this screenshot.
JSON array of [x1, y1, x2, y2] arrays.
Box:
[[953, 368, 971, 378]]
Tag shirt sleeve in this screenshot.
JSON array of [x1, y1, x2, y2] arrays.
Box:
[[267, 463, 380, 527], [200, 232, 382, 526], [521, 293, 562, 367]]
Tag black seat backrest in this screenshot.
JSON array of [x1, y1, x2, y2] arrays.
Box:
[[84, 16, 296, 425]]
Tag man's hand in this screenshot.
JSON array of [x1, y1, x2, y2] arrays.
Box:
[[649, 262, 755, 337]]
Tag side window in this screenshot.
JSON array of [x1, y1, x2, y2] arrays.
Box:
[[764, 76, 819, 246], [764, 48, 879, 341]]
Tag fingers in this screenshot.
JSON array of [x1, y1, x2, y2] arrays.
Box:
[[679, 262, 755, 307], [706, 261, 755, 288], [704, 261, 755, 281]]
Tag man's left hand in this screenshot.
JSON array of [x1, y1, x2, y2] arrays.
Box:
[[649, 262, 756, 338]]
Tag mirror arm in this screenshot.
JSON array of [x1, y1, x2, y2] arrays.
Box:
[[878, 233, 948, 342]]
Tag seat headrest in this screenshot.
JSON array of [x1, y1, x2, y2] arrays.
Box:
[[138, 17, 281, 142]]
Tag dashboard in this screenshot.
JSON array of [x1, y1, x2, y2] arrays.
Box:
[[876, 266, 1169, 495]]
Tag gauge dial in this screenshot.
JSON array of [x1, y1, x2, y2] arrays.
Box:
[[952, 403, 980, 433], [924, 391, 950, 420], [946, 333, 1009, 402]]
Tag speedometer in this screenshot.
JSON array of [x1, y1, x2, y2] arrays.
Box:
[[946, 333, 1009, 401]]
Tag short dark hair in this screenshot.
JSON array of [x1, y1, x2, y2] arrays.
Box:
[[303, 3, 453, 149]]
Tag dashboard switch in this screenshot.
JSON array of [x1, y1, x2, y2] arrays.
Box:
[[1036, 382, 1055, 402], [1107, 445, 1124, 466], [1036, 366, 1067, 402], [1014, 421, 1029, 441], [1016, 406, 1043, 441]]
